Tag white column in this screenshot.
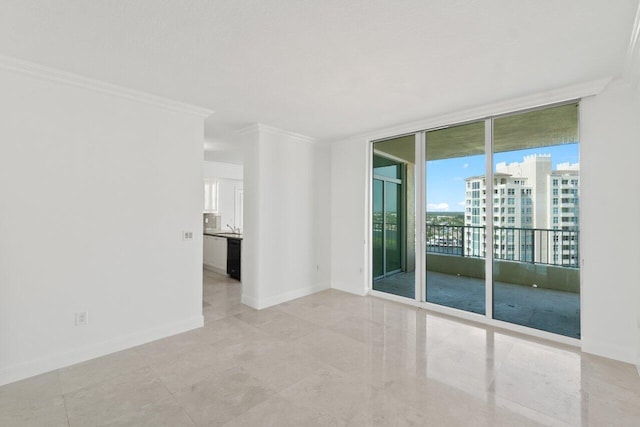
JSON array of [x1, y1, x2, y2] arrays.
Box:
[[241, 124, 331, 309]]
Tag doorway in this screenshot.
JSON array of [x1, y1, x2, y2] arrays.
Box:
[[372, 173, 403, 278], [371, 135, 416, 299]]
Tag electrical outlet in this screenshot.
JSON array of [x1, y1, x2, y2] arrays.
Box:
[[75, 311, 89, 326], [182, 231, 193, 240]]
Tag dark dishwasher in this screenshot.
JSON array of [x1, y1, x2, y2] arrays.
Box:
[[226, 238, 241, 280]]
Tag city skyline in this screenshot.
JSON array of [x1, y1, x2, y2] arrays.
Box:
[[426, 143, 579, 212], [462, 153, 579, 266]]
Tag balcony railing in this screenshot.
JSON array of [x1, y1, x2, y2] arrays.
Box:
[[426, 224, 579, 267]]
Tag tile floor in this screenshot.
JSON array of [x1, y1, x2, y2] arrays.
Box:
[[1, 269, 639, 426], [374, 270, 581, 338]]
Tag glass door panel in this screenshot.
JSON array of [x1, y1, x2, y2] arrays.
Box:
[[492, 103, 580, 338], [385, 181, 402, 273], [372, 135, 416, 299], [425, 121, 485, 314], [372, 179, 384, 278]]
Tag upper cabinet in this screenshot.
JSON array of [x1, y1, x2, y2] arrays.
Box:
[[204, 179, 219, 213], [234, 187, 244, 232]]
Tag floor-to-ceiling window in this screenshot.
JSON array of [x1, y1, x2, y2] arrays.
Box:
[[491, 103, 580, 337], [425, 121, 486, 314], [370, 102, 580, 339], [372, 135, 416, 299]]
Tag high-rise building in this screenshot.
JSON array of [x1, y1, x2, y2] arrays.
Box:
[[548, 162, 580, 265], [464, 154, 579, 266]]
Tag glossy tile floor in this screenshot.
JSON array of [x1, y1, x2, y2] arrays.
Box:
[[375, 270, 580, 338], [2, 270, 639, 426]]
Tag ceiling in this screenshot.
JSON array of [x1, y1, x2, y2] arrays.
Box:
[[1, 1, 637, 162], [374, 102, 578, 163]]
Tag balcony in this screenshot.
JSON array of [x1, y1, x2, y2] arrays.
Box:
[[374, 225, 580, 338]]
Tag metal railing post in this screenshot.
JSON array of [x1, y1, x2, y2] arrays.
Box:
[[531, 228, 535, 264], [461, 225, 465, 258]]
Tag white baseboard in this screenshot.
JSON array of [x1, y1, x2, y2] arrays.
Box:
[[242, 282, 330, 310], [203, 264, 226, 276], [241, 293, 259, 309], [331, 280, 368, 296], [581, 338, 637, 365], [0, 315, 204, 387]]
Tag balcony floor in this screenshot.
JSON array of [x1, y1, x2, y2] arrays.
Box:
[[373, 270, 580, 338]]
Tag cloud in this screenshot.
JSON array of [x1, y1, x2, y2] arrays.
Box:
[[458, 201, 466, 207], [463, 163, 469, 168], [453, 176, 463, 181], [427, 202, 449, 211]]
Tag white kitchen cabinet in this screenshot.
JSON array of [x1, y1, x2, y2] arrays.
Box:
[[203, 235, 227, 274], [212, 236, 227, 271], [203, 235, 216, 267]]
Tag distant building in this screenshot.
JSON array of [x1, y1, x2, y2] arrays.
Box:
[[548, 162, 580, 265], [464, 154, 579, 266]]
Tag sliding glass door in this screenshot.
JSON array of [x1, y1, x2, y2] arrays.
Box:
[[492, 104, 580, 337], [425, 121, 486, 314], [372, 136, 416, 299], [371, 103, 581, 339], [372, 177, 402, 277]]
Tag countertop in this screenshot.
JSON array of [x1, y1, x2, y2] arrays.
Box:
[[203, 229, 243, 240]]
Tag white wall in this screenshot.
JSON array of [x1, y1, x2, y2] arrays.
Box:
[[0, 63, 208, 386], [329, 79, 640, 364], [637, 78, 640, 373], [580, 79, 640, 363], [203, 161, 243, 231], [203, 160, 243, 181], [241, 125, 331, 309], [313, 142, 333, 295], [330, 137, 369, 296]]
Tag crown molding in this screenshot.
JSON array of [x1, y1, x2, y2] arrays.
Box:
[[235, 123, 262, 136], [258, 123, 317, 144], [623, 1, 640, 87], [0, 55, 213, 118], [344, 77, 612, 143], [236, 123, 316, 144]]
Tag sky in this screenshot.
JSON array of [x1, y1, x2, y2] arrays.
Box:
[[426, 143, 579, 212]]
